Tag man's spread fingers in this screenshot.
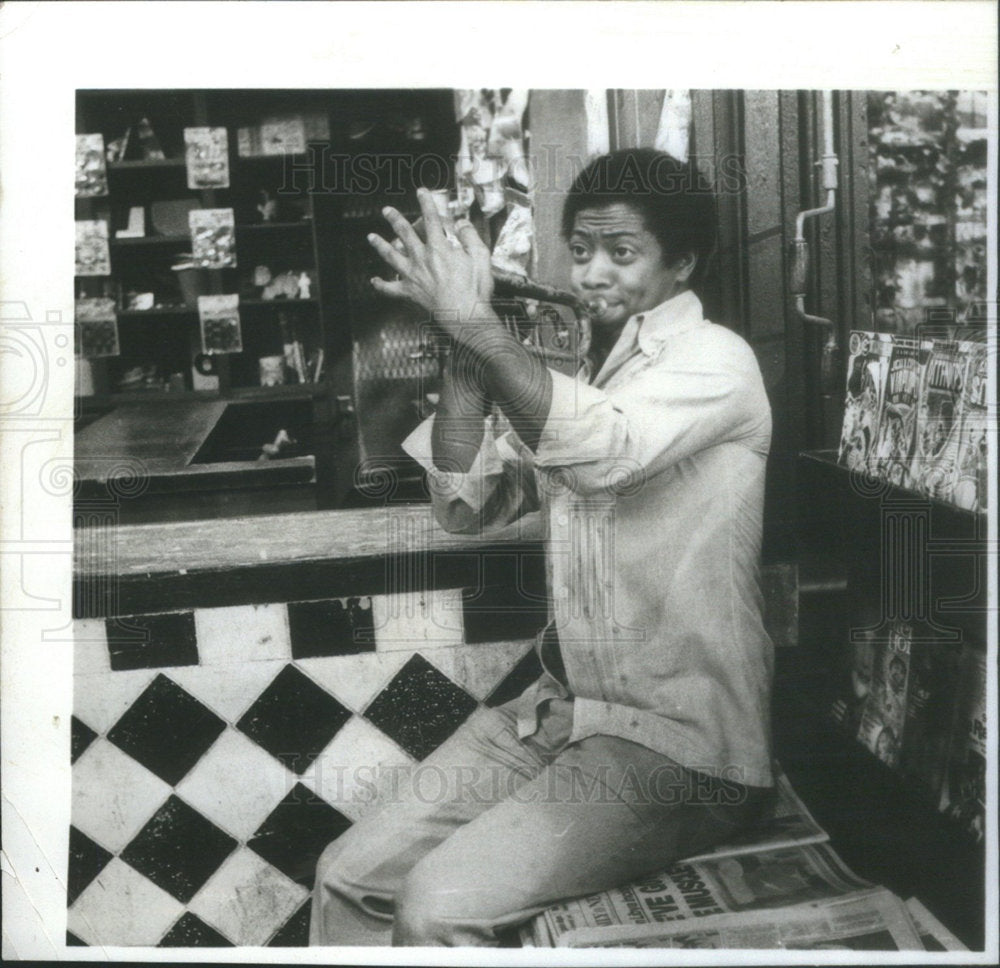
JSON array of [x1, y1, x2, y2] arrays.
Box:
[[370, 276, 408, 300], [367, 232, 411, 277], [455, 219, 488, 254], [381, 206, 423, 255], [416, 187, 446, 244]]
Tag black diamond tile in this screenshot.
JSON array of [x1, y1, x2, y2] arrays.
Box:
[[485, 647, 543, 708], [106, 611, 198, 671], [159, 912, 234, 947], [66, 931, 87, 946], [288, 597, 375, 659], [71, 716, 98, 764], [67, 825, 113, 906], [462, 584, 548, 644], [268, 900, 311, 946], [107, 674, 226, 786], [120, 794, 237, 903], [364, 653, 478, 760], [247, 784, 351, 887], [237, 665, 352, 774]]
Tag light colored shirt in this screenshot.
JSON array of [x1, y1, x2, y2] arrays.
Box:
[[402, 290, 775, 787]]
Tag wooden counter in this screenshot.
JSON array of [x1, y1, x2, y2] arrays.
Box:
[[74, 507, 544, 617]]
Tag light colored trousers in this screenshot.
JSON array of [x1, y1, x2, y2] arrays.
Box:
[[310, 695, 769, 947]]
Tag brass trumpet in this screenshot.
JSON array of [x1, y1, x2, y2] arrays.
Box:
[[491, 268, 598, 372]]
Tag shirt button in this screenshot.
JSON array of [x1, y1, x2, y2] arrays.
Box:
[[557, 585, 570, 599], [556, 514, 568, 526]]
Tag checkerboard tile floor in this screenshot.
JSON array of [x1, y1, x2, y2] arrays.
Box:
[[70, 587, 544, 947]]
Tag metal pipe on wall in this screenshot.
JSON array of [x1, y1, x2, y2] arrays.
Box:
[[791, 89, 842, 405]]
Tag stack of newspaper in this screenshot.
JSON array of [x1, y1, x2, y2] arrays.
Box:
[[521, 767, 967, 951]]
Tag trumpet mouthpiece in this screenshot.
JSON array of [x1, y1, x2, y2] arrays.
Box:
[[584, 296, 608, 317]]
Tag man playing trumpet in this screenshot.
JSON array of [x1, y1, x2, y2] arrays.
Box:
[[311, 149, 775, 947]]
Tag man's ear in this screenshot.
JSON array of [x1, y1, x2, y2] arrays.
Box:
[[673, 251, 697, 283]]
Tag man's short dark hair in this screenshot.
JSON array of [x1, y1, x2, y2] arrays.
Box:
[[561, 148, 717, 290]]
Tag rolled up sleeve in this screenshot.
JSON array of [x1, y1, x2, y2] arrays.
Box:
[[401, 413, 539, 534]]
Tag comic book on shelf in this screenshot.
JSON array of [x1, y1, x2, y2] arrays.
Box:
[[950, 341, 988, 513], [74, 220, 111, 276], [897, 624, 963, 809], [869, 334, 923, 488], [909, 338, 968, 502], [74, 297, 119, 358], [197, 294, 242, 354], [184, 126, 230, 189], [829, 622, 877, 743], [837, 331, 892, 472], [555, 888, 923, 950], [189, 208, 237, 268], [855, 620, 911, 769], [939, 643, 986, 842], [75, 133, 108, 197]]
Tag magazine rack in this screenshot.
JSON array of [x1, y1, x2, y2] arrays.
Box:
[[782, 448, 986, 948]]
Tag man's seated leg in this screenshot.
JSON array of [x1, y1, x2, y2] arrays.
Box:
[[392, 732, 770, 947], [309, 702, 546, 946]]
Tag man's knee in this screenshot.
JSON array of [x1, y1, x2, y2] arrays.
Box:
[[393, 859, 473, 946], [313, 836, 350, 891]]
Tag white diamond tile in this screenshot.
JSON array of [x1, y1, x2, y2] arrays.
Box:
[[296, 651, 410, 713], [422, 639, 535, 701], [301, 715, 414, 823], [73, 669, 156, 735], [68, 857, 184, 946], [175, 728, 297, 840], [188, 847, 308, 946], [371, 588, 465, 651], [72, 738, 171, 853], [195, 603, 291, 665], [73, 619, 110, 675], [168, 659, 287, 724]]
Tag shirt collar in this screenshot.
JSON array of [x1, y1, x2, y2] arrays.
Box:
[[629, 289, 706, 356]]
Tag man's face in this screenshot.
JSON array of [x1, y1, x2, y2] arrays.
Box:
[[568, 203, 692, 331]]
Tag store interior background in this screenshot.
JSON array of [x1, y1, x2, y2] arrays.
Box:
[[69, 89, 989, 949]]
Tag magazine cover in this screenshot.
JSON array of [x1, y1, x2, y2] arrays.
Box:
[[74, 219, 111, 276], [939, 644, 986, 842], [837, 331, 891, 472], [75, 133, 108, 197], [951, 342, 988, 512], [909, 339, 966, 501], [189, 207, 237, 268], [184, 126, 230, 189], [198, 294, 243, 354], [870, 335, 922, 487], [260, 114, 307, 155], [830, 618, 881, 742], [856, 621, 911, 769], [74, 297, 119, 358], [898, 627, 962, 808]]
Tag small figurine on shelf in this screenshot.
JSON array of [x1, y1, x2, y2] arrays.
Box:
[[136, 117, 166, 160], [106, 128, 132, 163], [262, 271, 299, 301], [297, 271, 312, 300], [257, 189, 279, 223], [258, 429, 297, 461]]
